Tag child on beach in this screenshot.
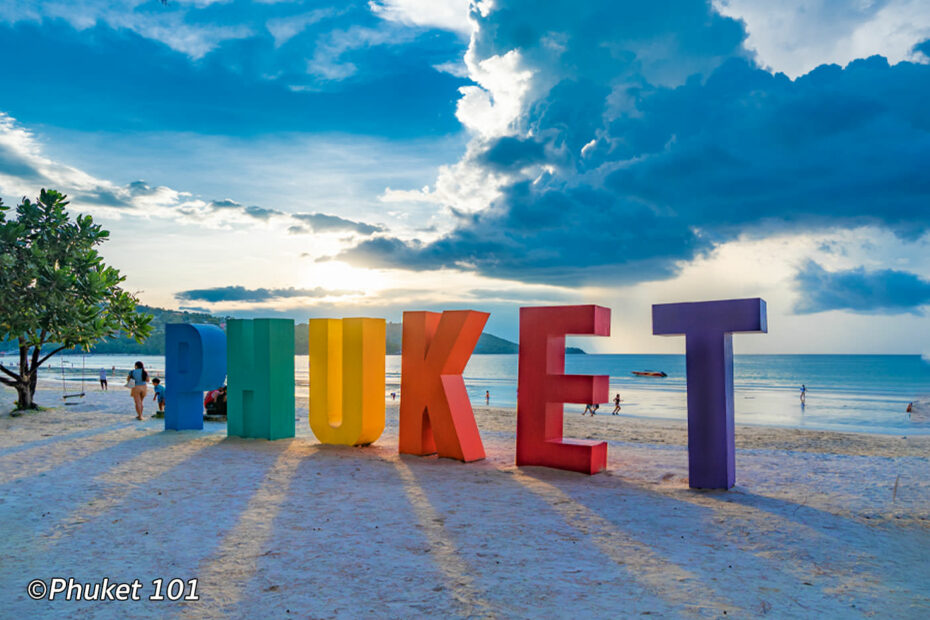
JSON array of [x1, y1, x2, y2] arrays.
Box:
[[152, 378, 166, 415], [800, 384, 807, 405], [486, 390, 490, 405]]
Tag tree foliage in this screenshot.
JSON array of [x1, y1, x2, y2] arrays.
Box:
[[0, 189, 153, 409]]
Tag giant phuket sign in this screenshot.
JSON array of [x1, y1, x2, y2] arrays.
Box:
[[165, 299, 767, 490]]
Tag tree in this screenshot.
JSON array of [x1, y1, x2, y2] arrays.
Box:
[[0, 190, 153, 410]]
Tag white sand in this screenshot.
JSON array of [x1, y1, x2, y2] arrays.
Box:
[[1, 383, 928, 618]]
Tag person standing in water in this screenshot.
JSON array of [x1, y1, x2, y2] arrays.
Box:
[[485, 390, 490, 405], [127, 361, 149, 420], [800, 384, 807, 405]]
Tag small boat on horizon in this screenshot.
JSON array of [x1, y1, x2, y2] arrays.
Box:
[[631, 370, 667, 377]]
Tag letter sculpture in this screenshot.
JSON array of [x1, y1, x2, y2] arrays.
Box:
[[308, 318, 386, 446], [165, 324, 227, 431], [653, 298, 767, 489], [227, 318, 295, 440], [399, 310, 488, 462], [516, 305, 611, 474]]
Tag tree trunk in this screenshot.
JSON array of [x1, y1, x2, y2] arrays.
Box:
[[15, 340, 39, 410], [15, 380, 35, 410]]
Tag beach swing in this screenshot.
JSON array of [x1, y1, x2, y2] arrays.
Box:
[[61, 355, 86, 404]]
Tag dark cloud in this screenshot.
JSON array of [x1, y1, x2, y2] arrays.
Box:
[[204, 200, 380, 235], [291, 212, 383, 235], [176, 286, 360, 303], [340, 182, 704, 284], [73, 185, 133, 209], [208, 200, 279, 221], [794, 261, 930, 315], [209, 199, 242, 209], [128, 180, 157, 196], [242, 205, 277, 221], [338, 1, 930, 288], [0, 143, 45, 181], [478, 137, 548, 171]]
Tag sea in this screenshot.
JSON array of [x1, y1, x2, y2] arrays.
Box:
[[34, 353, 930, 435]]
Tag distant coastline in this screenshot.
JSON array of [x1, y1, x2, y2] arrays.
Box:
[[3, 305, 584, 356]]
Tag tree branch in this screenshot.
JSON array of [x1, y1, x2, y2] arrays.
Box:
[[0, 376, 16, 387], [36, 345, 69, 368], [30, 340, 41, 369], [0, 363, 20, 381], [18, 340, 27, 375]]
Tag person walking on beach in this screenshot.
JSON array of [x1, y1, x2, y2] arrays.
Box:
[[485, 390, 490, 405], [612, 394, 622, 414], [127, 361, 149, 420], [800, 384, 807, 405], [99, 367, 108, 391]]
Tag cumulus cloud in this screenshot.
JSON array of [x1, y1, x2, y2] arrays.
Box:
[[175, 285, 360, 303], [794, 261, 930, 314], [0, 112, 384, 239], [338, 0, 930, 288], [714, 0, 930, 78], [369, 0, 472, 36]]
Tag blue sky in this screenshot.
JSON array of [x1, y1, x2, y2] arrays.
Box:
[[1, 0, 929, 353]]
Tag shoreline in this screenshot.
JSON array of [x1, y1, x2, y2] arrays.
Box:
[[43, 352, 930, 436], [465, 404, 930, 458], [5, 383, 929, 458]]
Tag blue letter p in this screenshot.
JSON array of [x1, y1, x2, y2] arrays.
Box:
[[165, 324, 227, 431]]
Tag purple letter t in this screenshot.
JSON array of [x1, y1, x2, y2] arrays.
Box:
[[652, 298, 767, 490]]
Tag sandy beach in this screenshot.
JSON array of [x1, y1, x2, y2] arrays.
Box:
[[1, 383, 928, 617]]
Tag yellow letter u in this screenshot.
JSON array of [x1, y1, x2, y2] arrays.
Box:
[[308, 318, 385, 446]]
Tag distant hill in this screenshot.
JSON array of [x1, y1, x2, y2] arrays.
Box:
[[385, 322, 520, 354], [69, 305, 226, 355], [74, 307, 585, 355], [294, 322, 574, 355]]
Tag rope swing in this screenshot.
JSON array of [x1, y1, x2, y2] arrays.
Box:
[[61, 354, 86, 403]]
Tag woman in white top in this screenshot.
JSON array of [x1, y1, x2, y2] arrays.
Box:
[[127, 361, 149, 420]]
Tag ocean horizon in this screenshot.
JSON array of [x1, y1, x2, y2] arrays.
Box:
[[41, 352, 930, 436]]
